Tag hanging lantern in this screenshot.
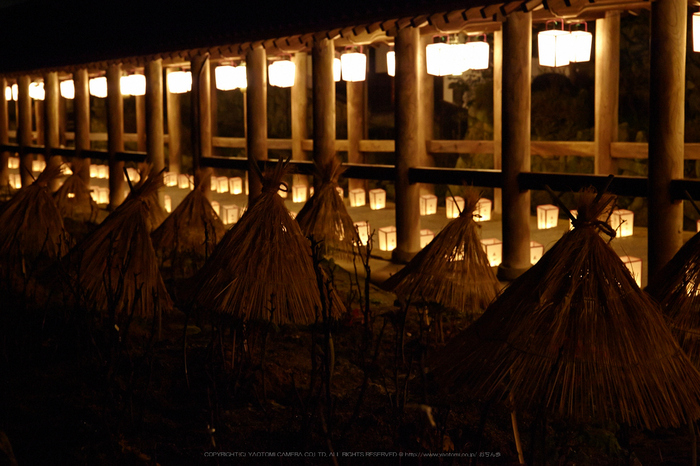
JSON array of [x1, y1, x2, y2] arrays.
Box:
[[333, 57, 341, 82], [216, 64, 247, 91], [426, 36, 455, 76], [695, 12, 700, 53], [4, 86, 11, 101], [341, 46, 366, 82], [89, 77, 108, 98], [386, 49, 395, 77], [60, 80, 75, 99], [466, 35, 490, 70], [538, 20, 571, 67], [28, 82, 45, 100], [268, 58, 296, 88], [120, 74, 146, 96], [569, 21, 592, 63], [11, 84, 17, 101], [450, 43, 470, 76], [167, 71, 192, 94]]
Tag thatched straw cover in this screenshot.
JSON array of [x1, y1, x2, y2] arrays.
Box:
[[431, 190, 700, 429], [66, 170, 172, 318], [151, 171, 226, 280], [295, 158, 359, 259], [382, 191, 499, 314], [195, 159, 344, 325], [54, 172, 98, 222], [128, 167, 168, 232], [647, 231, 700, 368]]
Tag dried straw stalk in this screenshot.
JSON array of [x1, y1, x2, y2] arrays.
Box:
[[382, 190, 499, 315], [431, 190, 700, 429], [53, 172, 98, 223]]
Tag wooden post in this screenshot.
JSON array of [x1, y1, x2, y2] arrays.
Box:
[[312, 38, 336, 190], [648, 0, 686, 279], [594, 11, 620, 176], [43, 71, 61, 190], [0, 77, 9, 189], [107, 64, 125, 210], [393, 26, 423, 263], [146, 59, 165, 172], [420, 34, 435, 197], [291, 51, 309, 188], [210, 60, 218, 155], [347, 78, 365, 192], [190, 53, 212, 179], [17, 75, 33, 187], [493, 29, 503, 214], [58, 89, 67, 147], [166, 69, 182, 174], [246, 46, 268, 200], [34, 100, 44, 147], [136, 95, 147, 152], [497, 10, 532, 281], [74, 69, 91, 183]]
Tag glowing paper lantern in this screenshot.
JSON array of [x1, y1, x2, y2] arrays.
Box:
[[341, 48, 366, 82], [530, 241, 544, 265], [164, 172, 178, 187], [538, 21, 571, 67], [620, 255, 642, 288], [89, 165, 98, 178], [420, 194, 437, 216], [60, 80, 75, 99], [125, 167, 140, 183], [466, 39, 490, 70], [446, 196, 465, 219], [386, 51, 395, 77], [354, 221, 370, 246], [164, 194, 172, 213], [217, 176, 229, 194], [268, 60, 295, 88], [97, 165, 108, 179], [211, 201, 220, 216], [210, 175, 218, 191], [480, 238, 503, 267], [167, 71, 192, 94], [369, 189, 386, 210], [333, 58, 341, 82], [451, 43, 470, 75], [570, 29, 593, 63], [378, 226, 397, 251], [426, 42, 455, 76], [10, 174, 21, 189], [609, 209, 634, 237], [473, 198, 492, 222], [178, 174, 190, 189], [420, 229, 434, 248], [233, 66, 247, 90], [61, 165, 73, 175], [8, 156, 19, 169], [349, 188, 365, 207], [31, 159, 46, 172], [222, 204, 240, 225], [695, 12, 700, 52], [89, 77, 108, 98], [292, 184, 307, 203], [229, 177, 243, 195], [120, 74, 146, 96], [215, 65, 236, 91], [4, 86, 11, 101], [29, 82, 45, 100], [90, 186, 99, 201], [536, 204, 559, 229], [7, 84, 17, 101], [97, 187, 109, 205]]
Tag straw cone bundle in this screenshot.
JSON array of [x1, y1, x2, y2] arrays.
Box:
[[647, 231, 700, 367], [66, 169, 172, 318], [127, 166, 167, 232], [54, 172, 98, 222], [431, 190, 700, 429], [195, 159, 344, 325], [151, 171, 226, 280], [382, 191, 499, 314], [295, 158, 358, 259]]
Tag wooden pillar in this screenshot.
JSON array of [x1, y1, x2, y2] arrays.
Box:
[[419, 34, 435, 197], [210, 60, 218, 154], [74, 69, 91, 183], [146, 59, 164, 172], [17, 75, 33, 187], [312, 38, 336, 190], [0, 77, 9, 188], [648, 0, 686, 279], [246, 46, 268, 200], [393, 26, 423, 263], [347, 79, 365, 192], [594, 11, 620, 176], [135, 95, 146, 152], [166, 69, 182, 174], [190, 53, 212, 178], [497, 10, 532, 281], [34, 100, 43, 147], [493, 30, 503, 214], [58, 91, 67, 147], [291, 52, 309, 187], [43, 71, 61, 190], [107, 64, 125, 210]]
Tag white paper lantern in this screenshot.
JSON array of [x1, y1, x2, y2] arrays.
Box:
[[378, 226, 397, 251], [167, 71, 192, 94], [354, 221, 370, 246], [222, 204, 240, 225], [60, 80, 75, 99], [473, 198, 492, 222], [125, 167, 140, 183], [369, 189, 386, 210], [97, 165, 109, 179], [426, 42, 455, 76], [341, 49, 366, 82], [10, 173, 21, 189], [420, 229, 434, 248], [292, 184, 307, 203], [4, 86, 11, 101], [333, 58, 341, 82], [466, 40, 490, 70], [233, 66, 247, 90], [215, 65, 236, 91], [217, 176, 229, 194], [9, 84, 17, 101], [538, 22, 571, 67], [211, 200, 220, 216], [536, 204, 559, 229], [98, 187, 109, 205], [210, 175, 218, 191], [386, 50, 395, 77], [229, 177, 243, 195], [164, 172, 178, 187], [163, 194, 172, 213], [89, 165, 98, 178], [446, 196, 465, 219], [89, 77, 108, 98], [120, 74, 146, 96], [31, 159, 46, 172], [420, 194, 437, 216], [480, 238, 503, 267], [695, 12, 700, 53], [570, 29, 592, 63], [29, 82, 45, 100], [530, 241, 544, 265], [609, 209, 634, 237], [8, 156, 19, 169], [349, 188, 365, 207], [620, 255, 642, 288], [451, 43, 470, 76], [178, 174, 190, 189], [268, 60, 295, 88]]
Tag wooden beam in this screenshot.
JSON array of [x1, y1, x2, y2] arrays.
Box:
[[74, 69, 91, 183], [312, 37, 336, 188], [146, 58, 165, 172], [594, 11, 620, 175], [531, 141, 595, 157], [358, 139, 394, 152], [107, 63, 125, 210], [166, 69, 182, 174], [17, 75, 33, 187], [246, 46, 268, 200], [428, 140, 495, 153]]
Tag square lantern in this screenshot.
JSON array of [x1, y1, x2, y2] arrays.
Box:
[[354, 221, 370, 246], [537, 204, 559, 229], [8, 156, 19, 169], [446, 196, 465, 219], [98, 187, 109, 205], [268, 60, 296, 88], [538, 27, 571, 67], [163, 194, 172, 213], [620, 255, 643, 288], [210, 175, 218, 191], [217, 176, 229, 193], [569, 209, 578, 231], [229, 177, 243, 195], [570, 29, 593, 63], [466, 40, 490, 70], [97, 165, 108, 179], [60, 80, 75, 99], [473, 198, 492, 222], [164, 172, 178, 187], [89, 77, 108, 98], [426, 42, 455, 76], [90, 186, 99, 202], [480, 238, 503, 267], [210, 200, 220, 216], [333, 58, 341, 82], [292, 184, 307, 203], [335, 186, 343, 198], [420, 229, 434, 248], [167, 71, 192, 94], [215, 65, 247, 91], [386, 50, 395, 77], [609, 209, 634, 237], [369, 189, 386, 210], [349, 188, 365, 207], [530, 241, 545, 265], [178, 174, 190, 189], [126, 167, 140, 183], [222, 204, 239, 225], [89, 164, 98, 178], [420, 194, 437, 216], [341, 48, 367, 82], [31, 159, 44, 172], [10, 173, 21, 189], [378, 226, 397, 252]]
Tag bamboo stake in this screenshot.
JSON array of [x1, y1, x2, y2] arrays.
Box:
[[511, 406, 525, 465]]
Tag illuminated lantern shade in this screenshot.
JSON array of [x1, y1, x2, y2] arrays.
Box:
[[178, 174, 190, 189], [451, 43, 470, 75], [164, 194, 172, 213], [378, 226, 397, 251], [446, 196, 465, 219], [61, 165, 72, 175], [268, 60, 296, 88], [4, 86, 11, 101], [530, 241, 545, 265], [98, 187, 109, 205], [420, 229, 434, 248], [292, 184, 307, 203], [234, 66, 247, 89], [473, 197, 492, 222], [89, 77, 108, 98], [164, 172, 178, 187], [695, 12, 700, 52], [31, 159, 46, 172], [609, 209, 634, 237], [97, 165, 108, 179], [120, 74, 146, 96], [210, 200, 220, 216], [420, 194, 437, 215], [217, 176, 229, 193], [210, 175, 218, 191], [386, 50, 395, 77], [333, 58, 341, 82], [10, 173, 21, 189], [167, 71, 192, 94], [7, 156, 19, 169], [569, 209, 578, 231], [480, 238, 503, 267], [335, 186, 343, 198], [538, 21, 571, 67], [426, 42, 455, 76], [341, 47, 366, 82], [570, 28, 593, 63], [90, 186, 100, 202], [60, 80, 75, 99], [466, 39, 490, 70], [222, 204, 240, 225], [354, 221, 370, 246], [537, 204, 559, 229], [229, 177, 243, 195], [349, 188, 365, 207], [8, 84, 18, 101], [620, 255, 643, 288], [215, 65, 237, 91], [29, 82, 45, 100], [125, 167, 140, 183], [369, 188, 386, 210], [89, 165, 98, 178]]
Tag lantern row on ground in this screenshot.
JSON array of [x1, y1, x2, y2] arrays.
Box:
[[217, 176, 229, 193], [537, 204, 559, 229], [378, 226, 397, 251], [420, 194, 437, 216], [369, 189, 386, 210], [473, 197, 492, 222], [229, 177, 243, 194], [480, 238, 502, 267], [446, 196, 465, 219], [353, 221, 370, 246], [609, 209, 634, 237], [89, 164, 109, 179], [420, 229, 434, 248], [530, 241, 544, 265], [620, 255, 643, 288]]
